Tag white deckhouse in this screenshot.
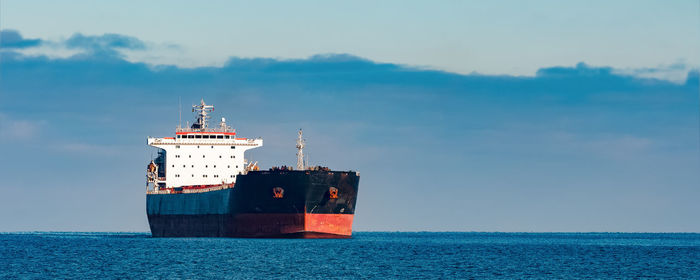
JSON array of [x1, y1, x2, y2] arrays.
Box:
[[147, 99, 262, 189]]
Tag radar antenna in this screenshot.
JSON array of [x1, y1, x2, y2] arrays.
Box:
[[191, 99, 214, 131], [296, 129, 305, 170]]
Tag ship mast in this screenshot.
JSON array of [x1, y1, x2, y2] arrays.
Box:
[[191, 99, 214, 131], [296, 129, 305, 170]]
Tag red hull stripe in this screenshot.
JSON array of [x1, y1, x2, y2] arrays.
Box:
[[234, 213, 354, 237], [304, 213, 354, 236]]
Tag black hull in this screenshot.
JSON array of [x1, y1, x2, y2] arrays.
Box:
[[146, 170, 359, 238]]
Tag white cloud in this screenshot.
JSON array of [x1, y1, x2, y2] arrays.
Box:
[[612, 62, 694, 83], [0, 113, 44, 140]]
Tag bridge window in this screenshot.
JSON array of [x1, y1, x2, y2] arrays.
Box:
[[187, 135, 194, 139], [203, 135, 210, 139], [195, 135, 202, 139], [217, 135, 223, 139]]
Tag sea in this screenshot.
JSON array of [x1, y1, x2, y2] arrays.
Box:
[[1, 232, 698, 279]]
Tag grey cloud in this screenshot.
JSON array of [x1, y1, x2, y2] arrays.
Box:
[[65, 33, 146, 50], [63, 33, 147, 58], [0, 30, 42, 49]]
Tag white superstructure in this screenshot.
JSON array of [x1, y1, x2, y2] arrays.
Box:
[[147, 99, 262, 189]]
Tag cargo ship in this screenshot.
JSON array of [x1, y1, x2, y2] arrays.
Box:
[[145, 100, 359, 238]]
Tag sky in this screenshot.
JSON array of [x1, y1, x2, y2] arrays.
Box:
[[0, 1, 699, 232], [2, 1, 700, 79]]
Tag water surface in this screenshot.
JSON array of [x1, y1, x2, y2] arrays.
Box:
[[1, 232, 698, 279]]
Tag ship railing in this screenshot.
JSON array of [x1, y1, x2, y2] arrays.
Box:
[[146, 184, 233, 195], [176, 127, 234, 133], [181, 184, 229, 193]]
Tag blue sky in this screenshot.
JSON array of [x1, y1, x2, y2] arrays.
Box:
[[0, 1, 699, 232]]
